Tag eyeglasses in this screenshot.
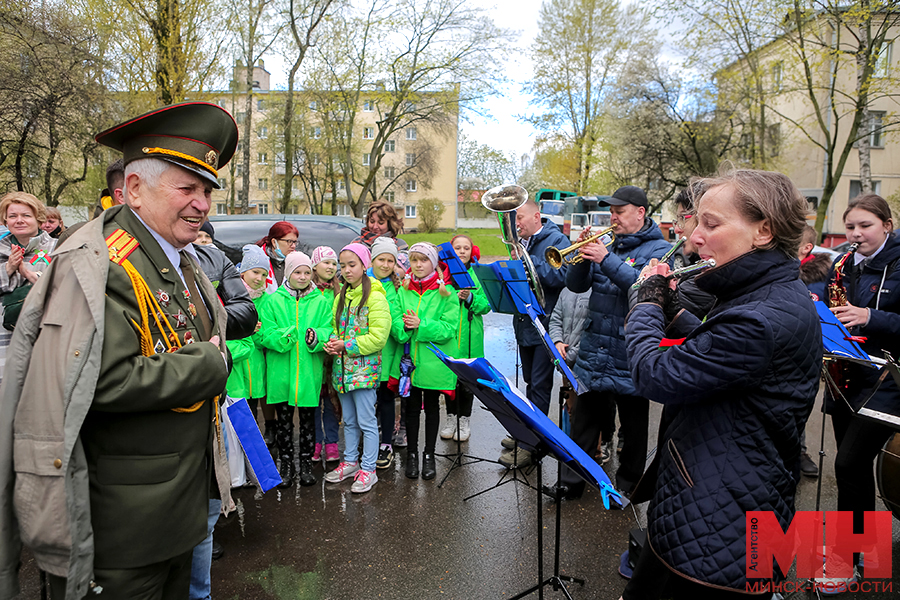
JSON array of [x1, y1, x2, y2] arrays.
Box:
[[674, 213, 694, 229], [278, 238, 298, 247]]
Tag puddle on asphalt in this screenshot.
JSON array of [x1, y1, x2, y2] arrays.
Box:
[[241, 563, 323, 600]]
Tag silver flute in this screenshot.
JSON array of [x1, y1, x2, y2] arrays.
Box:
[[631, 259, 717, 290]]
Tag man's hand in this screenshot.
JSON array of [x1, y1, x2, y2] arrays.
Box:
[[580, 241, 608, 264], [208, 335, 227, 365], [554, 341, 568, 360]]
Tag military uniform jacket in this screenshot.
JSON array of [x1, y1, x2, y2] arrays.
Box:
[[0, 205, 230, 600]]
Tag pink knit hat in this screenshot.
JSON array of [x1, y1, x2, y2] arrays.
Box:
[[311, 245, 337, 266], [341, 243, 371, 269], [284, 251, 313, 282]]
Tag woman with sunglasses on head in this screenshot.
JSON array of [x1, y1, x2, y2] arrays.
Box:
[[621, 168, 821, 599]]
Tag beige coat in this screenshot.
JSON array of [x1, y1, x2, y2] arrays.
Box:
[[0, 207, 231, 599]]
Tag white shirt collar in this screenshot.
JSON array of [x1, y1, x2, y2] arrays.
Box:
[[130, 208, 198, 286], [522, 225, 543, 249]]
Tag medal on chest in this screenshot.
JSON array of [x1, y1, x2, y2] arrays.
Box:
[[155, 289, 170, 307], [182, 289, 197, 318]]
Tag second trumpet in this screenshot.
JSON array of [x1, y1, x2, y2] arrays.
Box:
[[545, 224, 618, 269]]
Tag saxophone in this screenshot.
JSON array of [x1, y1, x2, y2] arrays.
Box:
[[827, 243, 859, 307], [826, 243, 859, 393]]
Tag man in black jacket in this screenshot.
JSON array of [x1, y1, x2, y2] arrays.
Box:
[[499, 200, 570, 468]]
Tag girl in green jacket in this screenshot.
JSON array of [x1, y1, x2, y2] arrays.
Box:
[[368, 237, 405, 470], [440, 235, 491, 443], [396, 242, 460, 480], [324, 243, 391, 494], [258, 251, 333, 488], [225, 245, 272, 440], [311, 246, 341, 463]]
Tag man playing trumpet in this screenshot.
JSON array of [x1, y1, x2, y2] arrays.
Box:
[[550, 186, 671, 499]]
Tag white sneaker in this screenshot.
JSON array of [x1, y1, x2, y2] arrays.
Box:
[[817, 563, 859, 595], [350, 469, 378, 493], [453, 416, 471, 442], [439, 416, 457, 439], [324, 461, 359, 483]]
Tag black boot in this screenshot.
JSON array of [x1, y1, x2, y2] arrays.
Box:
[[278, 458, 294, 488], [264, 420, 277, 448], [298, 457, 316, 486], [405, 451, 419, 479], [422, 453, 436, 480]]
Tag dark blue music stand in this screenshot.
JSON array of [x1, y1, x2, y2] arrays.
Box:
[[431, 346, 623, 599], [438, 242, 476, 289], [473, 260, 545, 317]]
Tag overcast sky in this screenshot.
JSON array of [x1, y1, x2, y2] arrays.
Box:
[[264, 1, 678, 160]]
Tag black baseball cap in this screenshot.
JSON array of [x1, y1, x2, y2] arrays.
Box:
[[95, 102, 239, 189], [601, 186, 648, 209]]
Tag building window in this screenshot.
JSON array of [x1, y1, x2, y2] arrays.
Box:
[[258, 152, 267, 164], [406, 127, 417, 140], [385, 191, 395, 203], [870, 111, 886, 148], [216, 203, 227, 215], [312, 153, 320, 165], [312, 126, 322, 139], [405, 204, 416, 218], [405, 153, 415, 166], [257, 99, 265, 111], [363, 100, 374, 112], [309, 100, 317, 110], [875, 43, 893, 78], [258, 126, 268, 139], [363, 127, 374, 139], [236, 112, 245, 124], [235, 163, 243, 176], [363, 153, 371, 166], [406, 179, 417, 192], [384, 166, 395, 179], [258, 203, 269, 215], [258, 178, 268, 190], [384, 140, 395, 152], [217, 177, 227, 188], [406, 102, 416, 112], [336, 179, 346, 191], [849, 180, 882, 200], [771, 61, 783, 92]]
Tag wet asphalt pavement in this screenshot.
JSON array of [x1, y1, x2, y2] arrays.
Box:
[[17, 312, 900, 599]]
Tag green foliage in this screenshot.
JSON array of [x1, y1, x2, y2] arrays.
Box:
[[457, 133, 515, 188], [416, 197, 445, 233]]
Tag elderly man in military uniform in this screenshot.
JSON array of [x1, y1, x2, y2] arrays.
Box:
[[0, 102, 239, 599]]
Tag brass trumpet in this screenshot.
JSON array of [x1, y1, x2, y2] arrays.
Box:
[[545, 224, 618, 269]]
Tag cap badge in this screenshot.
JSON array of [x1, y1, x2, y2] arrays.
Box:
[[205, 150, 218, 168]]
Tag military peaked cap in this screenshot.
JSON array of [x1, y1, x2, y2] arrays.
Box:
[[95, 102, 239, 189]]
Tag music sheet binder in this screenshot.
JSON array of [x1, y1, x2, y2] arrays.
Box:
[[473, 261, 545, 317], [437, 242, 476, 289]]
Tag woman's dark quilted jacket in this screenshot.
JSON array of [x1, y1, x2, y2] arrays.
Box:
[[625, 249, 823, 590]]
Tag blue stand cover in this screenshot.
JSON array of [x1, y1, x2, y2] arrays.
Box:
[[815, 301, 879, 367], [226, 397, 283, 492], [472, 261, 545, 316], [438, 242, 476, 289], [429, 346, 624, 509]]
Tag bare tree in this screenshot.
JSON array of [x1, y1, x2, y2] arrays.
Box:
[[0, 4, 111, 205], [279, 0, 336, 212], [229, 0, 282, 213]]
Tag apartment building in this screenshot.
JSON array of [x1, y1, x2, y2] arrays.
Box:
[[209, 60, 459, 230], [719, 14, 899, 245]]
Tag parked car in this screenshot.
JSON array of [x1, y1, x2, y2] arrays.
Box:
[[208, 214, 363, 265]]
